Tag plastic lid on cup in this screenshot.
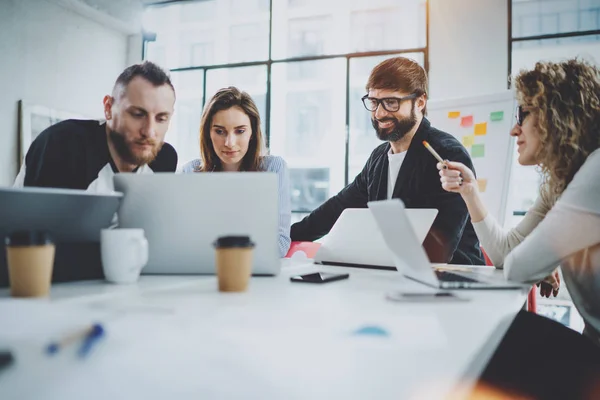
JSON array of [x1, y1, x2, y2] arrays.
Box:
[[5, 231, 53, 247], [213, 235, 254, 249]]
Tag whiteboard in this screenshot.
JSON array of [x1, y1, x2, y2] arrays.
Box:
[[426, 91, 516, 224]]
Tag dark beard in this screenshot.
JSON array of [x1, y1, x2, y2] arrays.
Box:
[[372, 108, 417, 142], [108, 129, 162, 166]]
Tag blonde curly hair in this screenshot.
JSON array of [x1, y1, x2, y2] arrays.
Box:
[[514, 58, 600, 197]]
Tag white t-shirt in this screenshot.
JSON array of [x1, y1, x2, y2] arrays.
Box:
[[387, 148, 407, 199]]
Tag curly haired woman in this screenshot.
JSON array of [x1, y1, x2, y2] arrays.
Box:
[[438, 59, 600, 398]]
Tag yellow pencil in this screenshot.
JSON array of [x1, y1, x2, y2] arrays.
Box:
[[422, 140, 446, 164]]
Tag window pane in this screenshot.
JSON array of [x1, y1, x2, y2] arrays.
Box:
[[347, 53, 425, 182], [143, 0, 269, 69], [169, 70, 204, 169], [205, 66, 268, 136], [512, 0, 600, 38], [230, 23, 270, 63], [270, 59, 346, 212], [230, 0, 270, 14], [350, 3, 426, 53], [272, 1, 426, 59], [512, 35, 600, 73]]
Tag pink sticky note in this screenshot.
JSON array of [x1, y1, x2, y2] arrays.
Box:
[[461, 115, 474, 127]]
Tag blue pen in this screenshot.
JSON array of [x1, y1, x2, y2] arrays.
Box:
[[77, 324, 105, 358], [46, 323, 105, 357]]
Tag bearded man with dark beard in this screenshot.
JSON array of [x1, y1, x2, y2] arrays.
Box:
[[14, 61, 178, 192], [291, 57, 484, 265]]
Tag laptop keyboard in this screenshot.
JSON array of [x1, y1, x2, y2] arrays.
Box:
[[435, 270, 479, 283]]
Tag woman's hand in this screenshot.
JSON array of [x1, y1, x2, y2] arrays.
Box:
[[437, 161, 478, 196], [537, 269, 560, 298]]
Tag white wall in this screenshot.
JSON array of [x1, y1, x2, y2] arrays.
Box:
[[429, 0, 508, 100], [0, 0, 128, 186]]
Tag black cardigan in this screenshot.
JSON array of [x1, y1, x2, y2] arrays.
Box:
[[291, 118, 485, 265]]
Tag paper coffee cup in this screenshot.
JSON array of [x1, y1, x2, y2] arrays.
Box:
[[213, 236, 254, 292], [5, 231, 55, 298]]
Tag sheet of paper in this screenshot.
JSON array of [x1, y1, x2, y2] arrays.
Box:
[[471, 144, 485, 158], [474, 122, 487, 136], [460, 115, 473, 127], [490, 111, 504, 121], [462, 135, 474, 147], [477, 178, 488, 192]]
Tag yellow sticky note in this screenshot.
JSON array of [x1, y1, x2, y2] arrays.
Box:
[[474, 122, 487, 136], [477, 178, 488, 193], [448, 111, 460, 119], [462, 135, 474, 147]]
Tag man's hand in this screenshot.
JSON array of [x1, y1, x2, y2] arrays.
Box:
[[537, 269, 560, 298]]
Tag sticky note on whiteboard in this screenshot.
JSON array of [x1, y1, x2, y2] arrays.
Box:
[[477, 179, 488, 192], [448, 111, 460, 119], [462, 135, 475, 147], [460, 115, 473, 127], [474, 122, 487, 136], [471, 144, 485, 158], [490, 111, 504, 121]]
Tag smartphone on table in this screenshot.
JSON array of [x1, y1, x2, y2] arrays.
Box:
[[290, 272, 349, 284], [386, 291, 468, 302]]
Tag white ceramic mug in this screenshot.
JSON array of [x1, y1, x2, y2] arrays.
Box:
[[100, 228, 148, 284]]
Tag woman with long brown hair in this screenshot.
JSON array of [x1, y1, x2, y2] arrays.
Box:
[[439, 59, 600, 398], [182, 87, 291, 257]]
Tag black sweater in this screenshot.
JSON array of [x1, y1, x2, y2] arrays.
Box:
[[291, 118, 484, 265], [22, 119, 177, 189]]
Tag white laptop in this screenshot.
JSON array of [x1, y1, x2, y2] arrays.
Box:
[[314, 208, 438, 269], [368, 199, 528, 290], [113, 173, 280, 276]]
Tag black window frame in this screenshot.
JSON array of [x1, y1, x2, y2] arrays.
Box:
[[142, 0, 430, 213]]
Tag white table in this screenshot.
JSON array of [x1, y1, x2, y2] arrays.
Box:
[[0, 260, 527, 399]]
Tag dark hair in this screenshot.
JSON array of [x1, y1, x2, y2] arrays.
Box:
[[199, 87, 264, 172], [366, 57, 428, 114], [112, 61, 175, 98]]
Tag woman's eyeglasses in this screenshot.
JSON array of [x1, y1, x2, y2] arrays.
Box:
[[516, 105, 531, 126]]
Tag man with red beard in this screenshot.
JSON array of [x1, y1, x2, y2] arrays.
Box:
[[291, 57, 484, 265], [14, 61, 177, 191]]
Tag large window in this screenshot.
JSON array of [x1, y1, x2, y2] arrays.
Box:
[[143, 0, 428, 216]]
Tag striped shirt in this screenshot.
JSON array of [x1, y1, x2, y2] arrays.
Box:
[[181, 155, 291, 257]]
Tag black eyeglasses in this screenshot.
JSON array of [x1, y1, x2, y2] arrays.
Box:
[[361, 93, 418, 112], [516, 105, 531, 126]]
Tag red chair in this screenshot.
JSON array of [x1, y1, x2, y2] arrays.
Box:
[[527, 286, 537, 313], [285, 241, 321, 259], [481, 246, 536, 313]]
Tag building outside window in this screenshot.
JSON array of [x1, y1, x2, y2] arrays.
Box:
[[143, 0, 428, 220]]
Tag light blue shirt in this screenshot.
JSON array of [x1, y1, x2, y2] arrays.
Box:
[[181, 155, 292, 258]]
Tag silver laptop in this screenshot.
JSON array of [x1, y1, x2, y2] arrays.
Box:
[[368, 199, 528, 289], [314, 208, 438, 269], [114, 173, 280, 276], [0, 186, 122, 242]]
